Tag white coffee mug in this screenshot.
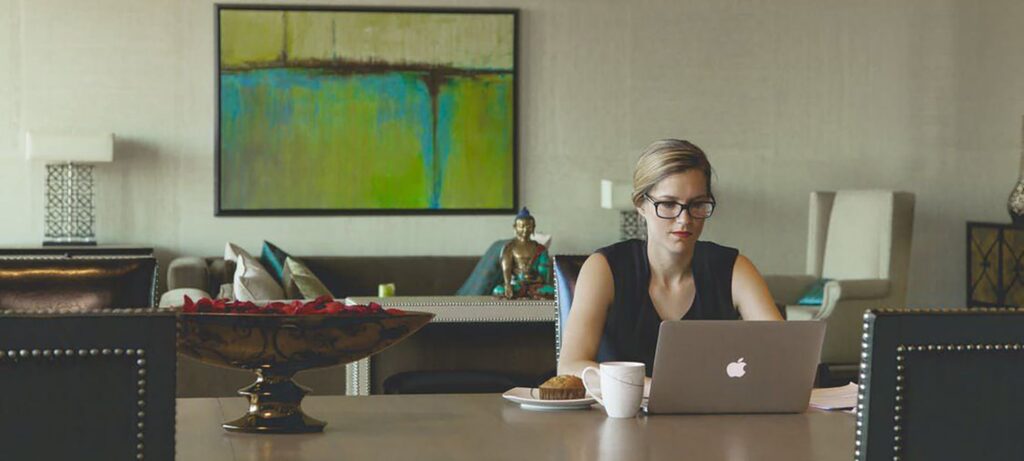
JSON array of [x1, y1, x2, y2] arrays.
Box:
[[582, 361, 645, 418]]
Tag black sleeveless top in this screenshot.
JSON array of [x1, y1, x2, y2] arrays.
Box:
[[596, 239, 740, 376]]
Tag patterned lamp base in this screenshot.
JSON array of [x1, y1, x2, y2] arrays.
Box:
[[1010, 178, 1024, 225], [44, 163, 96, 246], [620, 210, 646, 241]]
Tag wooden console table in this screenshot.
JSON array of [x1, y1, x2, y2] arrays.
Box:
[[343, 296, 557, 396], [967, 222, 1024, 306]]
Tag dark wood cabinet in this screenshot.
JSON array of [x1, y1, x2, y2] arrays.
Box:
[[0, 246, 153, 257], [968, 222, 1024, 307]]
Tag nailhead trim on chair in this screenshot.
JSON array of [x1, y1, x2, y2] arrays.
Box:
[[552, 255, 589, 361], [856, 307, 1024, 461], [0, 308, 168, 316]]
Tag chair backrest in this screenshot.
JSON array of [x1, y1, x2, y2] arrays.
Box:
[[859, 309, 1024, 460], [0, 255, 158, 311], [808, 191, 914, 292], [0, 310, 176, 461], [554, 255, 614, 362]]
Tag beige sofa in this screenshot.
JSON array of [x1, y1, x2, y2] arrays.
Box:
[[168, 255, 480, 397]]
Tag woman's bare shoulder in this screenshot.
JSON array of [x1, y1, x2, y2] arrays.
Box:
[[574, 253, 614, 303], [581, 252, 612, 277]]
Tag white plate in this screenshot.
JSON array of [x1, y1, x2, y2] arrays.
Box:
[[502, 387, 596, 411]]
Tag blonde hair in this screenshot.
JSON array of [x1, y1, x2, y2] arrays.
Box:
[[631, 139, 714, 207]]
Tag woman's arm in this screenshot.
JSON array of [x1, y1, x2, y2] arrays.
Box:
[[732, 254, 784, 321], [557, 253, 615, 377]]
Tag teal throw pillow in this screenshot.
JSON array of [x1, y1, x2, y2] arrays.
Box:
[[456, 239, 510, 296], [796, 278, 833, 306], [260, 241, 291, 285]]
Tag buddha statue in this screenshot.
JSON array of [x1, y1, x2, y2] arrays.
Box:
[[492, 208, 555, 300]]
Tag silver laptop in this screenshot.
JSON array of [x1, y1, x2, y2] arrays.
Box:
[[646, 320, 825, 414]]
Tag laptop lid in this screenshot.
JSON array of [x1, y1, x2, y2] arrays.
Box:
[[647, 320, 825, 414]]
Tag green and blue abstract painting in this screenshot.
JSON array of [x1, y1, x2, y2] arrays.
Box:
[[217, 8, 516, 213]]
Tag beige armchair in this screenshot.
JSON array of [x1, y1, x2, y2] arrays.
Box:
[[764, 190, 915, 370]]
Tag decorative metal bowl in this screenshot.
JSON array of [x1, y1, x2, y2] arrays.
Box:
[[177, 310, 433, 433]]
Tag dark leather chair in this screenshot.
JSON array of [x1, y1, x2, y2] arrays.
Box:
[[0, 255, 157, 311], [858, 309, 1024, 461], [553, 254, 614, 362], [0, 310, 176, 460]]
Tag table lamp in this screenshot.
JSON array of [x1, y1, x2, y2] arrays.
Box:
[[601, 179, 646, 241], [25, 132, 114, 246]]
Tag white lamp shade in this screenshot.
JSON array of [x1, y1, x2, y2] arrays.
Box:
[[25, 132, 114, 162], [600, 179, 634, 210]]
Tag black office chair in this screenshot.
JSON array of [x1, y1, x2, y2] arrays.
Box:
[[857, 308, 1024, 461], [553, 254, 615, 362], [0, 310, 176, 460]]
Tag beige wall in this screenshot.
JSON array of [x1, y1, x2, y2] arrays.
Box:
[[1, 0, 1023, 306]]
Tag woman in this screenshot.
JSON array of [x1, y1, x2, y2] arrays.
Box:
[[558, 139, 782, 381]]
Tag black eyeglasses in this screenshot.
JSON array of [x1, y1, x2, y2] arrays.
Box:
[[643, 194, 715, 219]]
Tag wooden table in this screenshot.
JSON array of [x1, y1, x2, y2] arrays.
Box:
[[176, 394, 854, 461]]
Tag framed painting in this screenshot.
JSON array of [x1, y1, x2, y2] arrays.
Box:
[[215, 5, 518, 215]]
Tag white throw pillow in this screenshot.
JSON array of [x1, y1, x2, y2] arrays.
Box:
[[224, 242, 245, 262], [534, 232, 553, 250], [230, 246, 284, 302], [216, 283, 235, 300], [283, 257, 333, 299], [158, 288, 211, 308]]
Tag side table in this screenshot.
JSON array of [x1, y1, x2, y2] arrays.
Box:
[[967, 222, 1024, 307], [343, 295, 557, 395]]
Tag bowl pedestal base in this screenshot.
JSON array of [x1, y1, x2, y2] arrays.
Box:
[[222, 369, 326, 434]]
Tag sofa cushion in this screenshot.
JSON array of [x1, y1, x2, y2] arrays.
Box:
[[260, 241, 291, 285], [159, 288, 211, 308], [167, 256, 207, 293], [795, 278, 831, 306], [216, 283, 235, 300], [224, 242, 242, 262], [169, 254, 481, 297], [456, 239, 509, 296], [209, 259, 234, 291], [283, 257, 333, 299], [228, 244, 284, 301]]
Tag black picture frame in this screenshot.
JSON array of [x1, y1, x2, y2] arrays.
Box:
[[214, 4, 519, 216]]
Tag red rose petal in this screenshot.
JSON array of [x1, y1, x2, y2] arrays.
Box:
[[181, 297, 403, 316]]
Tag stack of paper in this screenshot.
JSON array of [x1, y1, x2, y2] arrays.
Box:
[[809, 382, 858, 410]]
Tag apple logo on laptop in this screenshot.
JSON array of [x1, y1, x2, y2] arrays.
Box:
[[726, 358, 747, 378]]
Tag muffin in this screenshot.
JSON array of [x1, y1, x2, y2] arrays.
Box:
[[539, 374, 585, 400]]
